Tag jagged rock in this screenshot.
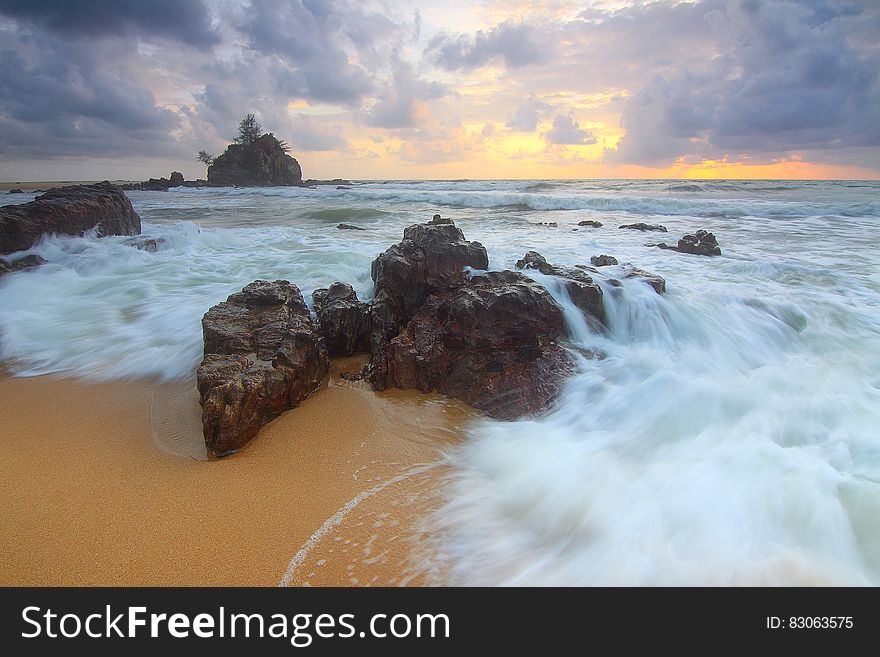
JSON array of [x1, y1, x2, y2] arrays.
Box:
[[536, 221, 558, 227], [515, 251, 604, 326], [429, 214, 453, 225], [678, 230, 721, 256], [619, 222, 667, 232], [208, 134, 302, 186], [337, 223, 365, 230], [591, 255, 618, 267], [578, 220, 602, 227], [169, 171, 184, 186], [369, 219, 488, 387], [0, 182, 141, 255], [312, 282, 371, 356], [383, 270, 574, 419], [123, 237, 164, 252], [0, 254, 47, 276], [8, 188, 24, 194], [197, 280, 328, 457]]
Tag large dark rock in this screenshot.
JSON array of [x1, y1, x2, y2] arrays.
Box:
[[382, 270, 574, 419], [622, 267, 667, 294], [578, 220, 602, 228], [515, 251, 604, 326], [208, 134, 303, 186], [312, 283, 371, 356], [0, 182, 141, 255], [369, 219, 489, 387], [337, 223, 365, 230], [619, 222, 667, 232], [197, 280, 329, 457]]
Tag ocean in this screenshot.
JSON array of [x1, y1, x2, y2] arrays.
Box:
[[2, 178, 879, 585]]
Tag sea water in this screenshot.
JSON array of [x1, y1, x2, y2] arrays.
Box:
[[1, 179, 879, 585]]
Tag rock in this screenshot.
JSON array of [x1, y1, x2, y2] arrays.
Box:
[[337, 223, 365, 231], [382, 270, 574, 419], [619, 223, 667, 232], [336, 185, 351, 190], [169, 171, 184, 187], [590, 255, 618, 267], [303, 178, 351, 187], [536, 221, 558, 227], [0, 182, 141, 255], [429, 214, 453, 225], [0, 254, 47, 275], [8, 188, 23, 194], [123, 236, 164, 252], [515, 251, 604, 326], [677, 229, 721, 256], [623, 266, 666, 294], [312, 282, 371, 356], [369, 218, 489, 388], [577, 220, 602, 228], [181, 179, 207, 188], [652, 229, 721, 256], [208, 133, 303, 187], [197, 280, 329, 456]]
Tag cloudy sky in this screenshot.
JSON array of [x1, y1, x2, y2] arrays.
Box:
[[0, 0, 878, 181]]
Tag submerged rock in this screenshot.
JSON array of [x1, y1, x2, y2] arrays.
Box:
[[123, 236, 164, 252], [619, 222, 667, 232], [383, 270, 574, 419], [590, 255, 618, 267], [577, 220, 602, 228], [197, 280, 328, 457], [0, 182, 141, 255], [337, 223, 365, 230], [312, 282, 371, 356], [622, 266, 666, 294], [535, 221, 558, 227], [7, 188, 24, 194], [515, 251, 604, 326], [0, 254, 47, 276]]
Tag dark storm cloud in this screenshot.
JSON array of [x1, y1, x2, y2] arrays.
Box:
[[428, 21, 545, 71], [0, 0, 219, 47], [608, 0, 880, 165], [0, 37, 180, 158]]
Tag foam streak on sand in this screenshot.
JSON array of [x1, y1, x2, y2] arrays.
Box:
[[278, 462, 440, 587]]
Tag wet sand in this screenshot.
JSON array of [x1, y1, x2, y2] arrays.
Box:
[[0, 357, 473, 586]]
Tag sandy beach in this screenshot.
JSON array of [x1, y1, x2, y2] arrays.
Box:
[[0, 357, 474, 586], [1, 181, 137, 193]]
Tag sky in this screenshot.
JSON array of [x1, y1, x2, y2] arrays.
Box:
[[0, 0, 878, 181]]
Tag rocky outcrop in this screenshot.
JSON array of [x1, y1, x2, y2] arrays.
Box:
[[197, 280, 329, 456], [383, 270, 574, 419], [208, 134, 302, 187], [312, 283, 371, 356], [0, 182, 141, 255], [120, 171, 193, 191], [337, 223, 365, 231], [368, 219, 488, 387], [619, 223, 667, 232], [8, 188, 24, 194], [654, 229, 722, 256], [578, 220, 602, 228], [515, 251, 604, 326], [591, 255, 618, 267]]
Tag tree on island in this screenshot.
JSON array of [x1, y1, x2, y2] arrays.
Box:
[[197, 150, 215, 166], [234, 113, 263, 145]]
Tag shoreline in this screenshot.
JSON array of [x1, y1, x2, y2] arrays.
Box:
[[0, 358, 474, 586]]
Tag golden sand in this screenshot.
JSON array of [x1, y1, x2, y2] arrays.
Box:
[[0, 357, 473, 586]]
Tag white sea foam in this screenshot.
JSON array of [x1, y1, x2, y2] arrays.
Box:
[[1, 179, 879, 584]]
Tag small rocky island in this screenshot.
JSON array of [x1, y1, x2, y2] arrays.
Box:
[[206, 133, 302, 187]]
